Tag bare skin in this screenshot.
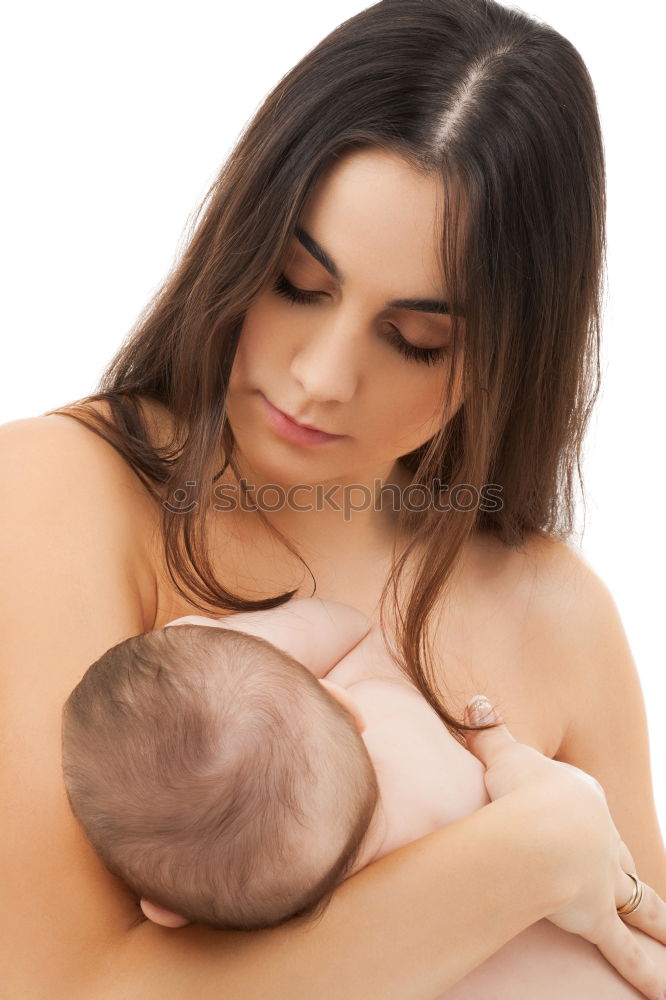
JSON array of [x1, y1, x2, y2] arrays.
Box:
[[2, 399, 664, 999], [142, 457, 666, 996], [145, 601, 666, 998], [2, 146, 665, 998]]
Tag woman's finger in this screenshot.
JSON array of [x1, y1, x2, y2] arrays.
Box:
[[617, 878, 666, 948], [618, 841, 638, 874], [592, 912, 666, 1000], [615, 842, 666, 946]]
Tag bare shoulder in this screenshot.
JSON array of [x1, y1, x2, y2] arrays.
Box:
[[2, 400, 156, 502], [0, 400, 163, 691], [464, 528, 603, 634], [505, 530, 616, 649], [0, 403, 159, 627]]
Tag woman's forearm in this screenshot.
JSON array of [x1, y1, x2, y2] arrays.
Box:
[[442, 918, 666, 999], [86, 791, 564, 1000]]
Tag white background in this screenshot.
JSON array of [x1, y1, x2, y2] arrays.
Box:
[[2, 2, 664, 825]]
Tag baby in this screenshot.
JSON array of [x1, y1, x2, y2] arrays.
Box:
[[61, 598, 488, 932]]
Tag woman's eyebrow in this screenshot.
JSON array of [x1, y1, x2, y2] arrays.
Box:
[[294, 226, 451, 316]]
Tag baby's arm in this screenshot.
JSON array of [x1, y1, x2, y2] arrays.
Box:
[[165, 597, 374, 679]]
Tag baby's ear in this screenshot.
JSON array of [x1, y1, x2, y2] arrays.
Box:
[[140, 898, 191, 928], [319, 679, 367, 732]]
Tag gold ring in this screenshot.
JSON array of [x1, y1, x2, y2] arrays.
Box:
[[616, 872, 644, 916]]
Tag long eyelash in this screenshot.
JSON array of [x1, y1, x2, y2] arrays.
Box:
[[272, 272, 448, 366], [273, 272, 321, 305], [385, 331, 448, 366]]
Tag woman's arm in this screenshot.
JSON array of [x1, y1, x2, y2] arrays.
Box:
[[0, 416, 156, 993], [94, 796, 564, 1000], [443, 917, 666, 1000], [0, 415, 566, 1000]]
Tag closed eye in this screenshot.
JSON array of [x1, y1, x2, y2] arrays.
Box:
[[272, 273, 449, 367]]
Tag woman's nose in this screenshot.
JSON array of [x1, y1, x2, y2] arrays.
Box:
[[289, 316, 363, 404]]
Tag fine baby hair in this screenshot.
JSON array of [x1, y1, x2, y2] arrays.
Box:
[[61, 622, 378, 930]]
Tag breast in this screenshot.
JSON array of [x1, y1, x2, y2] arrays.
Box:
[[327, 589, 565, 761], [421, 535, 570, 760]]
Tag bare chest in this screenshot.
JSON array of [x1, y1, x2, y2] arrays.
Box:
[[150, 525, 567, 759]]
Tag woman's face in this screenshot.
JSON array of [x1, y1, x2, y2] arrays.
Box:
[[226, 147, 463, 490]]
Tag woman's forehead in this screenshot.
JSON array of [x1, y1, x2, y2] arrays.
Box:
[[297, 147, 450, 304]]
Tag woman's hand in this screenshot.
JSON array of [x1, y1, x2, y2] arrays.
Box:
[[464, 696, 666, 1000]]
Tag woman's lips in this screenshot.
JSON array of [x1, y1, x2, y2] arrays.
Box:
[[259, 393, 346, 446]]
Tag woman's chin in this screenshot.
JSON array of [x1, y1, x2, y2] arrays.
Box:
[[231, 440, 327, 490]]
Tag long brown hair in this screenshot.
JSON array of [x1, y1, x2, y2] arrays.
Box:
[[47, 0, 604, 744]]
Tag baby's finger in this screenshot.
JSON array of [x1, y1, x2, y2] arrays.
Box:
[[462, 697, 516, 766]]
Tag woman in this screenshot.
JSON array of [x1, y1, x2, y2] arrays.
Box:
[[2, 0, 666, 997]]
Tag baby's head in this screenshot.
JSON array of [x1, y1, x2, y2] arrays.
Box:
[[61, 623, 379, 930]]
